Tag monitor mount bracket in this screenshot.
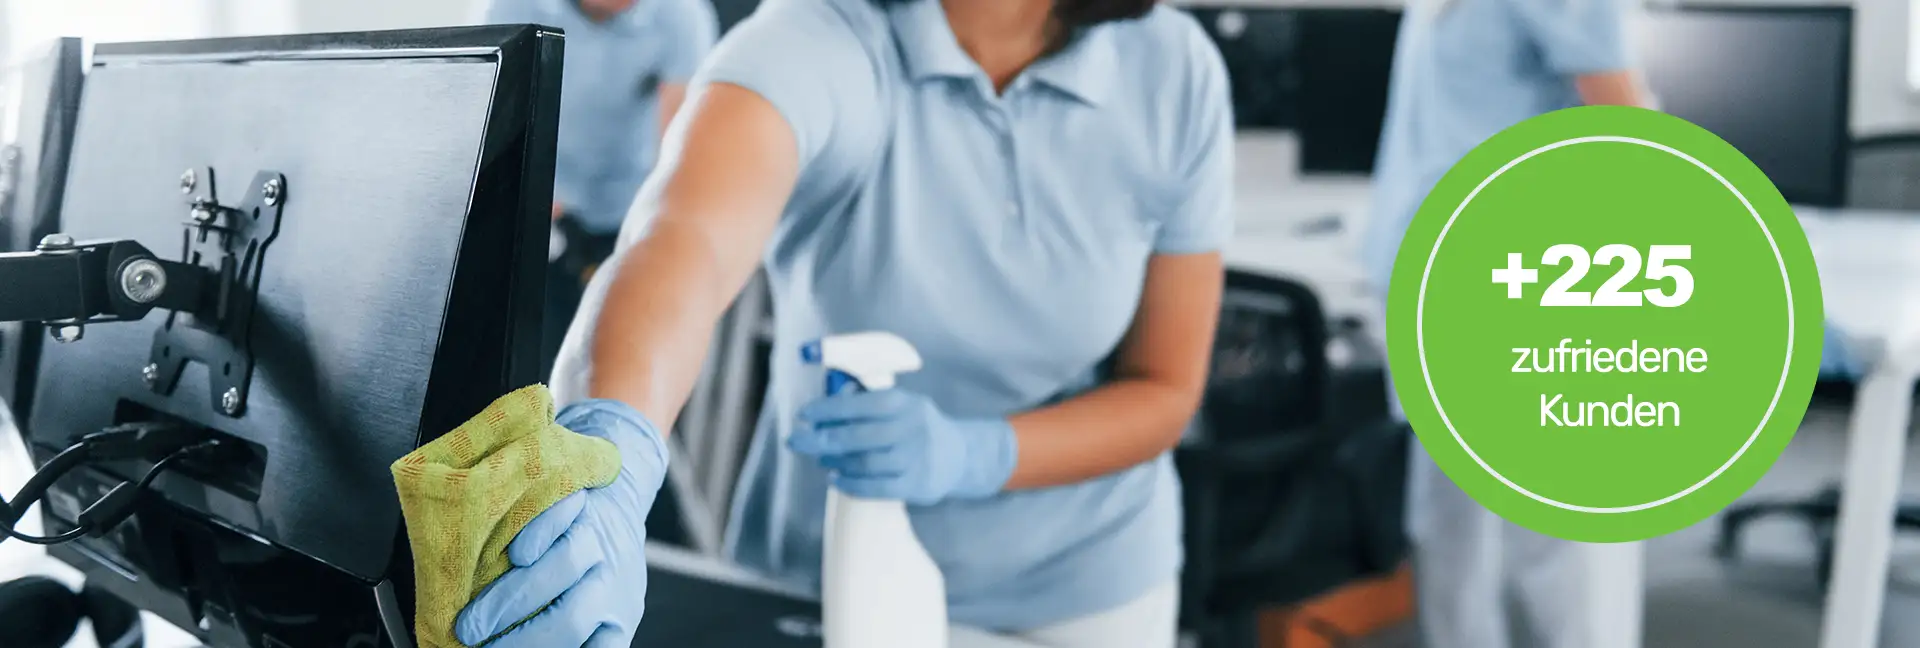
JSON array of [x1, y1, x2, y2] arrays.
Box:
[[0, 166, 286, 418]]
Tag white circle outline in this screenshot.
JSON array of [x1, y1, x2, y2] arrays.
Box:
[[1416, 136, 1794, 515]]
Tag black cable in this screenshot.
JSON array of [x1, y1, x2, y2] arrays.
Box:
[[0, 432, 217, 546], [132, 440, 214, 492], [5, 525, 85, 546], [0, 442, 94, 545], [1, 442, 91, 526]]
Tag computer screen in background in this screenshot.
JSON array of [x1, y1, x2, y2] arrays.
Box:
[[1294, 9, 1400, 176], [1188, 5, 1304, 131], [1186, 5, 1400, 176], [1637, 6, 1853, 208]]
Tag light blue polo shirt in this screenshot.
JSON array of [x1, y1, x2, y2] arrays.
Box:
[[689, 0, 1233, 631], [1362, 0, 1631, 424], [485, 0, 717, 233], [1362, 0, 1632, 298]]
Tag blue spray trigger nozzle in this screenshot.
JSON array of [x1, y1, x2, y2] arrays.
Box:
[[827, 370, 862, 396], [800, 341, 824, 364]]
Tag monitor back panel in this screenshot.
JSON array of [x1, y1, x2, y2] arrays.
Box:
[[27, 26, 559, 646]]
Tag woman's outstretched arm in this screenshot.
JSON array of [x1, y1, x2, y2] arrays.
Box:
[[552, 83, 798, 433]]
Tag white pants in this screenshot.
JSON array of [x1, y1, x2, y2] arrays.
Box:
[[1408, 449, 1645, 648], [1371, 304, 1644, 648], [984, 579, 1181, 648]]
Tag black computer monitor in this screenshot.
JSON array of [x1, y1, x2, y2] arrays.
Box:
[[1638, 6, 1853, 208], [1188, 5, 1305, 131], [1185, 5, 1401, 175], [25, 26, 559, 647], [1, 37, 86, 427], [1294, 9, 1400, 175]]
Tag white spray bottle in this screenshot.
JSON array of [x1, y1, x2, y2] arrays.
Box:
[[800, 332, 949, 648]]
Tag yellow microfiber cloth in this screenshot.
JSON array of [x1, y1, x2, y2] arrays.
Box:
[[392, 384, 623, 648]]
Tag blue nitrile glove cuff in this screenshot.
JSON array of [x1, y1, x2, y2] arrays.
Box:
[[952, 417, 1019, 500], [557, 399, 670, 483], [454, 399, 668, 648]]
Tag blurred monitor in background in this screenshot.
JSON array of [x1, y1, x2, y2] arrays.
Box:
[[1294, 9, 1399, 176], [1185, 5, 1401, 176], [1187, 5, 1303, 131], [1637, 6, 1852, 208]]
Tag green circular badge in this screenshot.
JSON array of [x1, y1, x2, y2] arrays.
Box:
[[1385, 106, 1824, 543]]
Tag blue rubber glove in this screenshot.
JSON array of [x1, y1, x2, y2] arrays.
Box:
[[454, 399, 668, 648], [788, 388, 1018, 505]]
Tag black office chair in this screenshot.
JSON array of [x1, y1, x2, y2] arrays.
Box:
[[1176, 271, 1408, 648], [1716, 133, 1920, 585]]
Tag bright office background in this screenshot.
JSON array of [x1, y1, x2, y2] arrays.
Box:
[[0, 1, 1913, 647], [0, 0, 1914, 136]]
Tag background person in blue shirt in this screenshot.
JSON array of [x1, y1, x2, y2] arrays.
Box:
[[452, 0, 1237, 646], [482, 0, 718, 376], [1362, 1, 1655, 647]]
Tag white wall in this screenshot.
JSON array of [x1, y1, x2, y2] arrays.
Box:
[[5, 0, 216, 61], [1855, 0, 1918, 134], [290, 0, 483, 32]]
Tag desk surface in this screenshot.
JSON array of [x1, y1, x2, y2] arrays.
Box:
[[643, 545, 1046, 648], [1799, 209, 1920, 362]]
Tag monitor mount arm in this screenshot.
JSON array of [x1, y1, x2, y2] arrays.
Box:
[[0, 167, 286, 418]]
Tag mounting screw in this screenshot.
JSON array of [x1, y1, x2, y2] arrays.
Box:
[[220, 388, 241, 415], [36, 233, 75, 251], [142, 363, 160, 385], [180, 169, 197, 194], [262, 178, 282, 206], [191, 204, 216, 224], [119, 259, 168, 304]]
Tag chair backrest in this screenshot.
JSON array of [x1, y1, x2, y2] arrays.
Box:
[[1199, 270, 1330, 443], [1847, 134, 1920, 211]]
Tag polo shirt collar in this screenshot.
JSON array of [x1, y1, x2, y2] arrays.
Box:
[[888, 0, 978, 81], [1024, 27, 1117, 106], [889, 0, 1117, 106]]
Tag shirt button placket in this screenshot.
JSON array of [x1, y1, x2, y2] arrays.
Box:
[[1000, 104, 1022, 222]]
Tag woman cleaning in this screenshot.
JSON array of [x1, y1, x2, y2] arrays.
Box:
[[456, 0, 1234, 646], [1362, 0, 1653, 647]]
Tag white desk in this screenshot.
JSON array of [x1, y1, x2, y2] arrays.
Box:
[[1225, 178, 1375, 322], [1800, 210, 1920, 648], [645, 545, 1046, 648]]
